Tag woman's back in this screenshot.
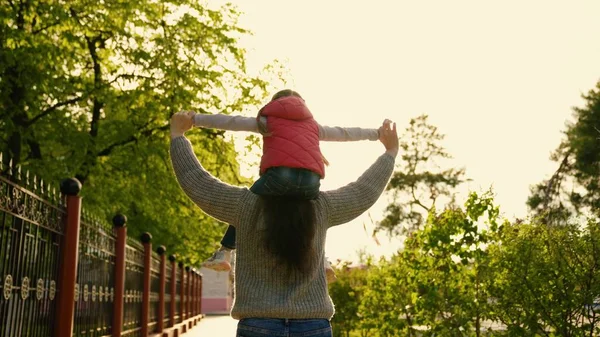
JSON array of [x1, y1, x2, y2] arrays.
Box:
[[232, 194, 332, 319], [169, 135, 396, 319]]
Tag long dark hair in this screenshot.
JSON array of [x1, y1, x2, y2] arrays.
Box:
[[261, 195, 316, 275]]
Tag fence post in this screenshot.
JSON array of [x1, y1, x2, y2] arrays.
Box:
[[112, 214, 127, 337], [169, 255, 176, 327], [179, 262, 185, 322], [196, 271, 201, 317], [195, 269, 199, 318], [195, 271, 200, 318], [55, 178, 82, 337], [157, 246, 166, 333], [140, 232, 152, 337], [185, 266, 191, 321], [192, 270, 197, 318], [190, 268, 195, 319], [198, 272, 202, 316]]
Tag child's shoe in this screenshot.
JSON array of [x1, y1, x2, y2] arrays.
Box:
[[202, 248, 232, 272], [325, 259, 337, 284]]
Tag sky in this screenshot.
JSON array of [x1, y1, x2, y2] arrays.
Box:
[[208, 0, 600, 263]]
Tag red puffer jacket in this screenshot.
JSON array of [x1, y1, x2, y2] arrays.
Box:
[[259, 96, 325, 178]]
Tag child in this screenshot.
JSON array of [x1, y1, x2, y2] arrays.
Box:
[[191, 89, 382, 283]]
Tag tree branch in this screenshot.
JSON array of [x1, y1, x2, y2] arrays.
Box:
[[15, 0, 25, 29], [96, 123, 169, 157], [25, 95, 84, 127], [107, 73, 156, 87], [410, 184, 430, 212], [85, 35, 104, 139], [26, 139, 42, 160], [32, 21, 62, 34], [543, 150, 573, 211]]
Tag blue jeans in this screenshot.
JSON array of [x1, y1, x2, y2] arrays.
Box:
[[219, 167, 321, 249], [237, 318, 332, 337]]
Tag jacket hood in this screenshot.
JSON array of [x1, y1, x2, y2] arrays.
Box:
[[260, 96, 313, 120]]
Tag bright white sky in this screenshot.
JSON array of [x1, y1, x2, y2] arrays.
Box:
[[208, 0, 600, 263]]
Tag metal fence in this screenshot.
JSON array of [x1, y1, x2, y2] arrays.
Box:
[[0, 165, 63, 337], [0, 157, 203, 337], [74, 213, 116, 337]]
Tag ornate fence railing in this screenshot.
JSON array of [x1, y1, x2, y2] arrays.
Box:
[[0, 157, 203, 337]]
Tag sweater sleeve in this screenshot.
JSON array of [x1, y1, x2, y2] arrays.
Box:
[[322, 153, 395, 227], [170, 136, 246, 226], [194, 114, 260, 133], [317, 124, 379, 141]]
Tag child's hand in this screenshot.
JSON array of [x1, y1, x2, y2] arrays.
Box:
[[170, 111, 195, 139]]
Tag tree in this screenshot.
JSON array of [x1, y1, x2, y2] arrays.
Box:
[[486, 218, 600, 336], [403, 192, 499, 337], [336, 192, 600, 336], [358, 255, 418, 337], [375, 114, 468, 237], [358, 192, 500, 337], [0, 0, 279, 262], [329, 260, 370, 337], [527, 81, 600, 222]]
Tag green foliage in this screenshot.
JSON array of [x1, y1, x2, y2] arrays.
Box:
[[486, 218, 600, 336], [358, 256, 417, 337], [357, 192, 499, 336], [329, 260, 371, 337], [335, 193, 600, 336], [528, 80, 600, 222], [0, 0, 280, 264], [376, 114, 468, 237]]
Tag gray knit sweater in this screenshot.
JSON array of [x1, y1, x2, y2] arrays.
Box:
[[170, 136, 395, 320]]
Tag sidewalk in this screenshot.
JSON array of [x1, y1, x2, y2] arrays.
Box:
[[187, 314, 238, 337]]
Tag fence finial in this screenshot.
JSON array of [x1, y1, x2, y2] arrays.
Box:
[[112, 214, 127, 227], [60, 178, 82, 196], [140, 232, 152, 243], [157, 246, 167, 255]]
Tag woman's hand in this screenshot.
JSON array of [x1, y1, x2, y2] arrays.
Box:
[[378, 119, 399, 157], [170, 111, 195, 139]]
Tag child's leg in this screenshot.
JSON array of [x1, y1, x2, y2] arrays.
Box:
[[202, 225, 236, 272], [220, 225, 236, 250], [294, 168, 320, 199], [251, 167, 320, 199], [249, 169, 287, 195]]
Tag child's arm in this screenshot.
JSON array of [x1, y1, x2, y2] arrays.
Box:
[[193, 113, 260, 133], [318, 124, 380, 141]]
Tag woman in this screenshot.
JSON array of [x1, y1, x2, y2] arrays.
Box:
[[170, 111, 398, 337]]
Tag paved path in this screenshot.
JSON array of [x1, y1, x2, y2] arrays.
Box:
[[185, 314, 508, 336], [187, 315, 238, 337]]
